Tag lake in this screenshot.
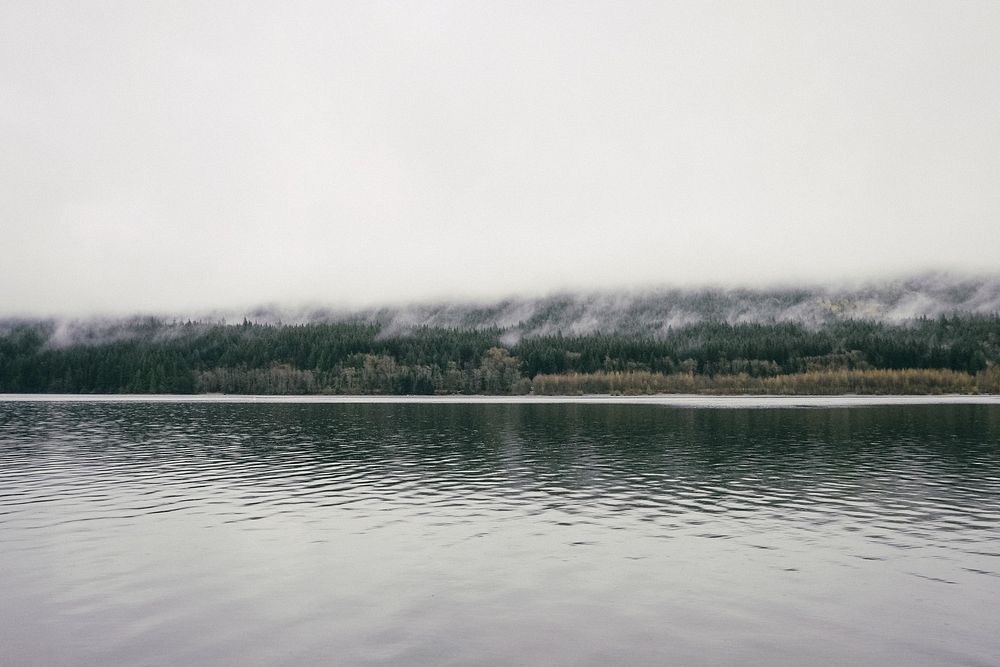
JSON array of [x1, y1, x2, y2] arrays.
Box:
[[2, 398, 999, 665]]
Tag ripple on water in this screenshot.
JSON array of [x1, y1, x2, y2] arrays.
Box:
[[1, 401, 1000, 665]]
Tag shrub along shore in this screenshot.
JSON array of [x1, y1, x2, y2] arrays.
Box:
[[532, 368, 1000, 396]]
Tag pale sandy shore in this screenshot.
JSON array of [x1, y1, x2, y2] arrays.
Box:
[[1, 393, 999, 408]]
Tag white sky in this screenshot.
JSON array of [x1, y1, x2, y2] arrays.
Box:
[[2, 1, 999, 316]]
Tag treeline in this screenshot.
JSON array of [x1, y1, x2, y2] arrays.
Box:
[[0, 316, 999, 394]]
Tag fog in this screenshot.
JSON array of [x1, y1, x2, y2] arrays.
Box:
[[3, 1, 999, 316], [216, 272, 1000, 339], [12, 272, 1000, 349]]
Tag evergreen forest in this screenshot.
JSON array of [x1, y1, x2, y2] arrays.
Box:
[[2, 315, 1000, 395]]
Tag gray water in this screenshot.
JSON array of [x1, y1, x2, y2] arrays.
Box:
[[2, 400, 999, 665]]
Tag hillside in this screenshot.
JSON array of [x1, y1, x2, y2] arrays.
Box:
[[2, 274, 1000, 395]]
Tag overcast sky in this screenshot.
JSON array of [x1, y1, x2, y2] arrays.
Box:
[[2, 1, 999, 315]]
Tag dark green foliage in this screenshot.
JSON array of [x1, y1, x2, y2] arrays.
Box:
[[515, 317, 1000, 377], [1, 315, 999, 394]]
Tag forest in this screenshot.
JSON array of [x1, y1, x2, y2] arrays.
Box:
[[1, 315, 999, 395]]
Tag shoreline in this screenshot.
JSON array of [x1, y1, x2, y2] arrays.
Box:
[[2, 393, 1000, 408]]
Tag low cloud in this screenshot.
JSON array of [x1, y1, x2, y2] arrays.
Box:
[[14, 272, 1000, 349]]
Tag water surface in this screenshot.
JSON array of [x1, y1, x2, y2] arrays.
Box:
[[2, 401, 999, 665]]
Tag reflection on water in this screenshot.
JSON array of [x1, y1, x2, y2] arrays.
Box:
[[2, 402, 999, 665]]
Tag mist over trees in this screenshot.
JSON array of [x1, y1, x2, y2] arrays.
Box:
[[232, 272, 1000, 340], [3, 277, 1000, 395], [1, 313, 999, 395]]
